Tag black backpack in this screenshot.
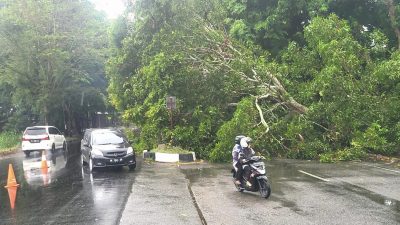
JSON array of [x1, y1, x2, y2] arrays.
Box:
[[234, 135, 246, 145]]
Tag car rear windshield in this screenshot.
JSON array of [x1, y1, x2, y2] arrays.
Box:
[[92, 132, 125, 145], [25, 128, 47, 135]]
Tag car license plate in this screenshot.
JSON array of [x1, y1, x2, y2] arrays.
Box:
[[110, 159, 122, 163], [30, 139, 40, 143]]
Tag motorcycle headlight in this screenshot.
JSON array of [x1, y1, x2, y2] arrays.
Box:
[[127, 147, 134, 155], [91, 148, 103, 157]]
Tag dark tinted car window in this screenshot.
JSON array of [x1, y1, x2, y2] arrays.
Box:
[[49, 128, 56, 134], [92, 131, 124, 145], [26, 128, 46, 135]]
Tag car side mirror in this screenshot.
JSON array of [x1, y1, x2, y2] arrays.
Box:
[[82, 140, 88, 147]]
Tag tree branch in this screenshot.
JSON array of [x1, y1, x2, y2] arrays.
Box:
[[255, 96, 270, 133]]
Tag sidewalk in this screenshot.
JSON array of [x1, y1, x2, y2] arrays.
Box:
[[119, 161, 203, 225]]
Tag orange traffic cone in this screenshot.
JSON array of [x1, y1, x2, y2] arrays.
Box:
[[4, 164, 19, 210], [41, 150, 48, 170], [41, 150, 50, 186], [4, 164, 19, 188]]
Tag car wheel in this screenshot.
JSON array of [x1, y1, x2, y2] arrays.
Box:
[[88, 155, 94, 172], [62, 141, 67, 152], [128, 164, 136, 171], [24, 151, 30, 157]]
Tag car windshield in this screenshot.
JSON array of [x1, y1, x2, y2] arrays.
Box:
[[25, 128, 46, 135], [92, 132, 125, 145]]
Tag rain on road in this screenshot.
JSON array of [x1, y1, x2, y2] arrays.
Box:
[[180, 160, 400, 225], [0, 142, 138, 225], [0, 143, 399, 225]]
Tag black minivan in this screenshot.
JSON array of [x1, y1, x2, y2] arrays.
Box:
[[81, 128, 136, 172]]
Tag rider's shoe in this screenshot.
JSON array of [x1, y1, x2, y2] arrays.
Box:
[[246, 181, 252, 187], [234, 179, 241, 185]]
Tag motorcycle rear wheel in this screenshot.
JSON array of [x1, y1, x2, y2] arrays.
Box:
[[258, 179, 271, 199]]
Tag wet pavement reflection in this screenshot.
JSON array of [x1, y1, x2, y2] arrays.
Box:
[[0, 143, 138, 225], [1, 149, 399, 225], [180, 159, 400, 224]]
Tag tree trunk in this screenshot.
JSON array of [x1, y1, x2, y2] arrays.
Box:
[[44, 105, 48, 125], [387, 0, 400, 49]]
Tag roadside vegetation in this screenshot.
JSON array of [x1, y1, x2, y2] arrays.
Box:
[[107, 0, 400, 163], [1, 0, 400, 162], [0, 0, 109, 133], [0, 132, 20, 153]]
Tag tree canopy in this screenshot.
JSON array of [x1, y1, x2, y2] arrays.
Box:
[[107, 0, 400, 162], [1, 0, 400, 162]]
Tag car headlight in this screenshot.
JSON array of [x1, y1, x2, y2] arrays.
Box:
[[91, 148, 103, 157], [127, 147, 134, 155]]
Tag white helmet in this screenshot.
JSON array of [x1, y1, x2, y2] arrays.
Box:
[[240, 137, 252, 148]]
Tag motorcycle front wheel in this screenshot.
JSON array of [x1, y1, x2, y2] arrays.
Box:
[[233, 179, 244, 192], [258, 179, 271, 199]]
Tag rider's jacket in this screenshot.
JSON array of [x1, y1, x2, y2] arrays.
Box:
[[232, 144, 242, 165], [232, 144, 255, 165]]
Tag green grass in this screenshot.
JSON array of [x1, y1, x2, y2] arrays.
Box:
[[152, 145, 192, 154], [65, 136, 81, 142], [0, 131, 21, 153]]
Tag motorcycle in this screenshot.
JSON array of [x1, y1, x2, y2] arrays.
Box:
[[232, 155, 271, 199]]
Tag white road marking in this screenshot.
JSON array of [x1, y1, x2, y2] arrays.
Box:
[[298, 170, 330, 182]]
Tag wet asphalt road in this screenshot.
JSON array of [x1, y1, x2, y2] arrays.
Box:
[[180, 160, 400, 225], [0, 142, 138, 225], [120, 160, 400, 225], [1, 143, 400, 225]]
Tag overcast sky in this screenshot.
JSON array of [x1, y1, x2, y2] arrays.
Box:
[[90, 0, 126, 19]]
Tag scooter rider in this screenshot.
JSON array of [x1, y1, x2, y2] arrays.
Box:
[[232, 136, 255, 185]]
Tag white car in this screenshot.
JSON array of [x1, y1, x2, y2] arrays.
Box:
[[22, 126, 67, 157]]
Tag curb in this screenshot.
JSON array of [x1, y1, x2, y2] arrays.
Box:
[[0, 146, 20, 157], [367, 153, 400, 168], [143, 150, 196, 163]]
